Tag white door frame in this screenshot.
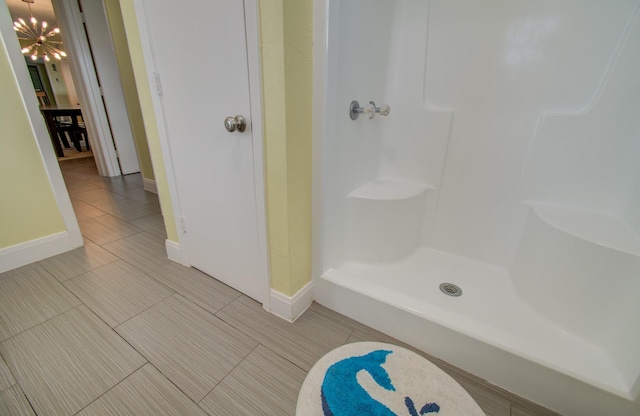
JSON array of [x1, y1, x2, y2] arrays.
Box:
[[51, 0, 122, 177], [131, 0, 271, 308], [78, 0, 140, 175]]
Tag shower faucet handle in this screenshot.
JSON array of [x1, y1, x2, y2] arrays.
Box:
[[349, 100, 390, 120], [363, 102, 376, 119], [350, 100, 366, 120], [370, 101, 391, 117], [377, 104, 390, 116]]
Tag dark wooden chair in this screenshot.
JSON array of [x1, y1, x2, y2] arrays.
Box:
[[55, 116, 90, 152]]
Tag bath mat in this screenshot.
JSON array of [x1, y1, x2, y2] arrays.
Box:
[[297, 342, 485, 416]]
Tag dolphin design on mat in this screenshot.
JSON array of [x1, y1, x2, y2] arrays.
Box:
[[320, 349, 397, 416]]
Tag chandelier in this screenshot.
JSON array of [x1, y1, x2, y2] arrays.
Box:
[[13, 0, 66, 62]]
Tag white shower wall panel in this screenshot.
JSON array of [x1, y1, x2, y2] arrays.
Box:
[[625, 176, 640, 233], [518, 8, 640, 215], [420, 0, 638, 267], [322, 0, 394, 267], [316, 1, 640, 412]]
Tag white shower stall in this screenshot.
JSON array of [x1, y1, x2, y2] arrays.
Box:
[[312, 1, 640, 415]]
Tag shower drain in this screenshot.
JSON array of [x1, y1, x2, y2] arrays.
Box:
[[439, 283, 462, 297]]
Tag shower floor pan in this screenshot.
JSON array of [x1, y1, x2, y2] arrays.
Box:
[[314, 247, 638, 415]]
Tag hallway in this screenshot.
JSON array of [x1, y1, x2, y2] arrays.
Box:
[[0, 158, 554, 415]]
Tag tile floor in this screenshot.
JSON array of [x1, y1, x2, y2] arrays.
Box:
[[0, 158, 559, 415]]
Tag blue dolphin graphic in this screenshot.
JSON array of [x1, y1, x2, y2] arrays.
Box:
[[321, 349, 397, 416]]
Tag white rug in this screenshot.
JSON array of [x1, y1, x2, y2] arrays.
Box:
[[297, 342, 485, 415]]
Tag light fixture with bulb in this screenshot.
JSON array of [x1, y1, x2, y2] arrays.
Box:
[[13, 0, 66, 62]]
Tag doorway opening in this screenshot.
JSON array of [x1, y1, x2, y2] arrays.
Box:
[[5, 0, 152, 177], [7, 0, 92, 164]]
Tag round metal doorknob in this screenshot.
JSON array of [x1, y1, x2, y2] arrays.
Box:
[[224, 115, 247, 133]]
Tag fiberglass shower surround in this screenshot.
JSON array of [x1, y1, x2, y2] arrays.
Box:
[[313, 1, 640, 415]]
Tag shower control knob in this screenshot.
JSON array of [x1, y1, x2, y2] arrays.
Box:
[[224, 115, 247, 133]]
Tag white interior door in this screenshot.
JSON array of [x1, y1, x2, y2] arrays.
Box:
[[79, 0, 139, 174], [142, 0, 264, 301]]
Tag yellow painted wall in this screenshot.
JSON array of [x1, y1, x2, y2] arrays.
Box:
[[260, 0, 313, 296], [103, 0, 155, 182], [259, 0, 290, 293], [116, 0, 178, 242], [0, 33, 66, 248]]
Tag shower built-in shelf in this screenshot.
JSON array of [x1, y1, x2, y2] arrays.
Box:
[[524, 201, 640, 257], [345, 178, 434, 262], [347, 178, 435, 200]]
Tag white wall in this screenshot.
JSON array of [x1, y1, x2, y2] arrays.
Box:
[[44, 60, 70, 106], [59, 60, 78, 105]]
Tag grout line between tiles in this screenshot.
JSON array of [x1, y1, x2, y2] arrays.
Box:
[[196, 343, 261, 406], [211, 306, 323, 376], [0, 303, 83, 346], [143, 361, 210, 413], [0, 351, 18, 393], [20, 384, 39, 416], [108, 289, 176, 329], [70, 361, 148, 416], [98, 239, 162, 275]]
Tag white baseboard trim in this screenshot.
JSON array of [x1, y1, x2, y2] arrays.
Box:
[[165, 239, 188, 266], [0, 232, 75, 273], [143, 178, 157, 194], [269, 281, 314, 322]]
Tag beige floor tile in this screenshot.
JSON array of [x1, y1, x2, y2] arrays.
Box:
[[216, 296, 351, 371], [112, 187, 160, 205], [347, 324, 404, 345], [0, 354, 15, 391], [200, 345, 306, 416], [306, 301, 368, 329], [63, 179, 101, 195], [511, 401, 562, 416], [147, 263, 240, 314], [456, 378, 510, 416], [294, 303, 358, 346], [79, 214, 143, 245], [0, 263, 39, 282], [129, 214, 167, 238], [101, 174, 144, 192], [95, 198, 161, 221], [0, 306, 145, 416], [116, 294, 257, 402], [75, 177, 108, 190], [141, 198, 161, 212], [70, 199, 107, 220], [122, 173, 143, 185], [76, 364, 208, 416], [72, 188, 127, 205], [0, 385, 36, 416], [38, 242, 118, 282], [103, 232, 172, 273], [0, 267, 81, 341], [63, 168, 105, 184], [64, 260, 174, 327]]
